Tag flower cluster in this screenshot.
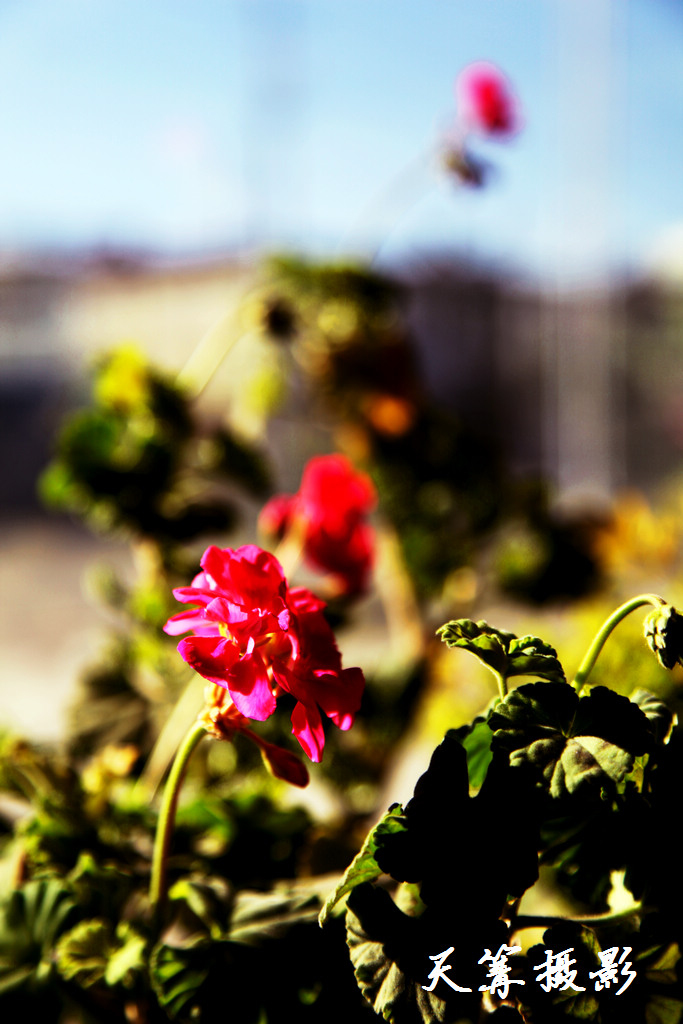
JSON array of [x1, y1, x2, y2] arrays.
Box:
[[259, 454, 376, 597], [164, 544, 364, 763]]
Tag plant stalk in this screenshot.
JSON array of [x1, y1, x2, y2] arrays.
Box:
[[572, 594, 665, 694], [149, 720, 207, 921]]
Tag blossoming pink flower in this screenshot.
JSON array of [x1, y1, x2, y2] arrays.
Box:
[[455, 62, 520, 137], [164, 544, 364, 762], [259, 454, 376, 596]]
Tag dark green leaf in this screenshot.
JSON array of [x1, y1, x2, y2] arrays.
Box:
[[149, 938, 213, 1021], [489, 683, 652, 797], [0, 879, 77, 994], [168, 875, 232, 940], [372, 733, 469, 891], [346, 885, 452, 1024], [68, 852, 136, 922], [631, 690, 676, 746], [372, 732, 539, 919], [644, 996, 683, 1024], [521, 923, 601, 1022]]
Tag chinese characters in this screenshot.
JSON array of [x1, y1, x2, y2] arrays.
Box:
[[423, 944, 636, 998]]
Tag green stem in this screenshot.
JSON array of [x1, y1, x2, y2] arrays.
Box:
[[512, 903, 644, 933], [492, 668, 508, 700], [572, 594, 665, 694], [149, 720, 207, 921]]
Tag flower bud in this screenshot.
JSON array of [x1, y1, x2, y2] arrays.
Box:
[[258, 740, 310, 788], [644, 604, 683, 670]]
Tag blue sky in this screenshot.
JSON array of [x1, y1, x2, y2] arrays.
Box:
[[1, 0, 682, 283]]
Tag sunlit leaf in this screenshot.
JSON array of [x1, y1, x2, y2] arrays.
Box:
[[54, 918, 110, 987], [319, 804, 406, 925], [437, 620, 565, 684], [105, 922, 147, 987], [452, 713, 496, 790]]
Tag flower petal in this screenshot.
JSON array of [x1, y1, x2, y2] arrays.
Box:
[[171, 587, 214, 605], [205, 597, 251, 627], [291, 701, 325, 762], [177, 636, 240, 685], [314, 667, 365, 730], [227, 651, 277, 721]]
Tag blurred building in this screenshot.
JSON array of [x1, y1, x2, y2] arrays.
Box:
[[2, 249, 683, 517]]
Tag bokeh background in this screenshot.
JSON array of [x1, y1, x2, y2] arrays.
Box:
[[3, 0, 683, 744]]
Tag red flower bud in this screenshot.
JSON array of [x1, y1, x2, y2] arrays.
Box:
[[455, 62, 520, 137]]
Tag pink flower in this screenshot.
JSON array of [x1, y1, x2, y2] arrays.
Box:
[[455, 62, 520, 137], [259, 455, 376, 596], [164, 544, 364, 762]]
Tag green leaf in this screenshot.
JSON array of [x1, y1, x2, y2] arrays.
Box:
[[452, 713, 496, 791], [631, 690, 676, 746], [371, 733, 469, 892], [55, 917, 147, 991], [639, 943, 683, 1024], [319, 805, 407, 926], [151, 890, 325, 1024], [168, 876, 232, 940], [645, 996, 683, 1024], [150, 938, 213, 1021], [437, 620, 565, 684], [68, 852, 136, 922], [0, 879, 77, 994], [508, 634, 567, 683], [105, 923, 147, 987], [372, 732, 539, 916], [489, 683, 652, 797], [229, 888, 320, 945], [346, 885, 453, 1024], [522, 923, 601, 1022], [54, 918, 110, 988]]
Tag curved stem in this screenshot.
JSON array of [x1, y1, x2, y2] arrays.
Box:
[[492, 668, 508, 700], [149, 720, 207, 922], [572, 594, 665, 694]]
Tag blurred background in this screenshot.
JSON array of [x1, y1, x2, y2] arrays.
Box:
[[3, 0, 683, 743]]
